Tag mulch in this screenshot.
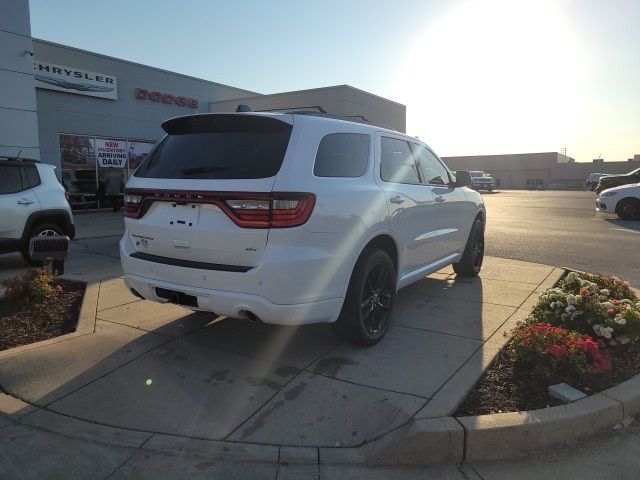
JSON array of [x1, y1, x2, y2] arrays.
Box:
[[0, 280, 85, 351], [455, 341, 640, 416]]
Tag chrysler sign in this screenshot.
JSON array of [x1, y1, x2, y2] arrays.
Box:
[[135, 88, 198, 108], [34, 61, 118, 100]]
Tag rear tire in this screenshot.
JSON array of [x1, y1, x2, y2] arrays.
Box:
[[616, 198, 640, 220], [20, 222, 64, 265], [332, 249, 396, 346], [453, 218, 485, 277]]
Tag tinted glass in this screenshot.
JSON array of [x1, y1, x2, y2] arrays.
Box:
[[314, 133, 369, 177], [21, 166, 41, 189], [136, 115, 293, 179], [412, 145, 450, 185], [0, 165, 23, 194], [380, 137, 421, 184]]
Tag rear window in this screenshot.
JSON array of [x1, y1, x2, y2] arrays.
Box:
[[135, 115, 293, 179], [313, 133, 369, 177]]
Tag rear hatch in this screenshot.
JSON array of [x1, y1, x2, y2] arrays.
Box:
[[124, 114, 295, 268]]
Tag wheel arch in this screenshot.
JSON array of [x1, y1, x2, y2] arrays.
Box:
[[20, 209, 75, 246]]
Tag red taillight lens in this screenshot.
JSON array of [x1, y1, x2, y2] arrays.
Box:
[[224, 198, 271, 228], [124, 193, 143, 219], [270, 193, 315, 228]]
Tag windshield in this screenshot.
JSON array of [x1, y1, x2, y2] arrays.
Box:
[[470, 171, 485, 177]]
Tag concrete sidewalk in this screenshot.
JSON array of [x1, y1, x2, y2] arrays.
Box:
[[0, 255, 558, 449]]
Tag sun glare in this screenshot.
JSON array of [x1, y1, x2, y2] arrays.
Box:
[[396, 0, 586, 156]]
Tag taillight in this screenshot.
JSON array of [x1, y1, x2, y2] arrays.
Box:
[[124, 190, 315, 228], [124, 193, 143, 219], [223, 193, 315, 228]]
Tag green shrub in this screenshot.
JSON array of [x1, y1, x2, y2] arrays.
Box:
[[509, 323, 611, 384], [1, 269, 62, 304]]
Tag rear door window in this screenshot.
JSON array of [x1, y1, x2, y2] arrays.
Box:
[[136, 115, 293, 179], [313, 133, 370, 177], [0, 165, 23, 194], [380, 137, 422, 185]]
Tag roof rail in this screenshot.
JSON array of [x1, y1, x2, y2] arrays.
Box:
[[232, 104, 397, 131]]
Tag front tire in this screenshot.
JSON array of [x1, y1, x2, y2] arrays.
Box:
[[616, 198, 640, 220], [20, 222, 64, 265], [332, 249, 396, 346], [453, 218, 485, 277]]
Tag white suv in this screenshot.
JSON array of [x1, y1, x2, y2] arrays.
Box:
[[120, 112, 485, 345], [0, 159, 75, 264]]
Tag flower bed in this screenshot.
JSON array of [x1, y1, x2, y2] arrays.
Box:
[[0, 269, 85, 351], [456, 271, 640, 415]]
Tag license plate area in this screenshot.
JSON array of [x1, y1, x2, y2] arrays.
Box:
[[168, 203, 200, 228], [155, 287, 198, 307]]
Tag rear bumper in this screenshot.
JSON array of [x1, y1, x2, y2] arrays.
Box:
[[123, 273, 343, 325]]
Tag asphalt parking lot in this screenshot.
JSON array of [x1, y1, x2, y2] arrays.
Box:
[[482, 189, 640, 287]]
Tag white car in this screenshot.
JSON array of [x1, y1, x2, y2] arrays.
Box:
[[120, 111, 485, 345], [0, 158, 75, 263], [596, 183, 640, 220], [469, 171, 495, 191]]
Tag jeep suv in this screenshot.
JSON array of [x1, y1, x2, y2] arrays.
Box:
[[120, 113, 485, 345], [0, 159, 75, 264]]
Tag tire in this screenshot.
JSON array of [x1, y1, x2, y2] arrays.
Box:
[[615, 198, 640, 221], [453, 218, 485, 277], [20, 222, 65, 265], [332, 249, 396, 346]]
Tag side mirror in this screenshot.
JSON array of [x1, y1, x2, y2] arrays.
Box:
[[452, 170, 472, 188]]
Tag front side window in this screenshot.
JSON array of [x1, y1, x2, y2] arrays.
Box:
[[0, 165, 23, 194], [313, 133, 370, 177], [412, 145, 450, 185], [380, 137, 421, 185]]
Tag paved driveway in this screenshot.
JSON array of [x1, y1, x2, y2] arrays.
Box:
[[0, 224, 558, 448]]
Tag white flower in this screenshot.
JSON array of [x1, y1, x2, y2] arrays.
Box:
[[620, 336, 631, 345], [614, 315, 626, 325], [589, 282, 599, 290], [566, 295, 577, 306], [601, 302, 613, 309], [561, 313, 569, 321], [565, 305, 576, 314], [567, 272, 580, 280], [600, 289, 610, 296], [602, 327, 614, 339]]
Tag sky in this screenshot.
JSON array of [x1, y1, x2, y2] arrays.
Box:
[[29, 0, 640, 162]]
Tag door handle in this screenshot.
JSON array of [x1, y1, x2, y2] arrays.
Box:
[[17, 199, 34, 205], [390, 196, 405, 204], [434, 196, 445, 203]]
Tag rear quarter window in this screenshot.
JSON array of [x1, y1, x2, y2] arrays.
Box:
[[313, 133, 370, 178]]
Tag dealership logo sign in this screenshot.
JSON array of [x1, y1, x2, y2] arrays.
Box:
[[135, 88, 198, 108], [34, 61, 118, 100]]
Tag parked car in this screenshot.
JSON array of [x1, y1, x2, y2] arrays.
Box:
[[120, 112, 485, 345], [596, 183, 640, 220], [469, 171, 495, 191], [0, 158, 75, 263], [586, 172, 603, 191], [595, 168, 640, 194]]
